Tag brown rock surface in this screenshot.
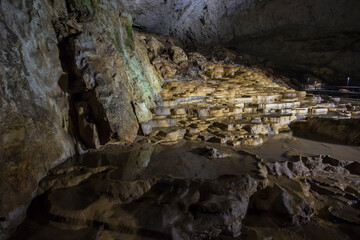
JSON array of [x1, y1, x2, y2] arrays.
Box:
[[290, 118, 360, 145], [10, 143, 360, 240], [0, 1, 162, 238], [1, 1, 360, 239], [0, 1, 75, 238]]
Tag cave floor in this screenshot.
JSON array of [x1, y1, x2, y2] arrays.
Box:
[[10, 133, 360, 240]]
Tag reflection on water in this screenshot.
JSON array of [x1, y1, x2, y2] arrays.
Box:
[[115, 144, 154, 181], [10, 135, 360, 240], [53, 144, 154, 182], [53, 141, 260, 181]]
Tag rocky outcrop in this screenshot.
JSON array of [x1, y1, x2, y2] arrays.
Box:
[[0, 0, 162, 238], [146, 64, 305, 146], [290, 118, 360, 145], [36, 173, 257, 239], [13, 146, 260, 239], [56, 0, 162, 147], [140, 41, 360, 146], [247, 153, 360, 239], [0, 1, 75, 238], [1, 1, 359, 239], [119, 0, 360, 84], [11, 146, 360, 239]]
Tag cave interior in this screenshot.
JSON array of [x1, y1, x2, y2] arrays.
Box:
[[1, 0, 360, 240]]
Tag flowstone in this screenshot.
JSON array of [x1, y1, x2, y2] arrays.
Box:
[[138, 35, 360, 146]]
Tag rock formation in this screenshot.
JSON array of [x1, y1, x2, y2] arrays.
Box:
[[10, 146, 360, 239], [137, 35, 360, 146], [1, 0, 161, 238], [0, 1, 75, 237], [1, 0, 360, 239], [290, 117, 360, 145], [119, 0, 360, 84]]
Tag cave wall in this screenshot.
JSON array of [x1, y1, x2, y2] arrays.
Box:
[[118, 0, 255, 44], [120, 0, 360, 84], [0, 0, 161, 238], [58, 0, 162, 146], [0, 0, 359, 238], [0, 1, 75, 237], [229, 0, 360, 84]]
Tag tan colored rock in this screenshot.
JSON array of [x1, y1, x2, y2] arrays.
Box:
[[155, 129, 187, 142], [144, 40, 356, 150], [170, 46, 188, 64], [244, 124, 270, 135], [188, 52, 207, 65], [134, 102, 153, 124], [148, 37, 165, 58], [241, 137, 264, 146], [311, 108, 328, 115], [207, 136, 228, 144], [150, 118, 178, 128], [0, 2, 76, 237], [160, 64, 178, 78], [224, 67, 239, 77]]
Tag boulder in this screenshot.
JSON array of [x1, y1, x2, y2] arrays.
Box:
[[170, 46, 188, 64], [203, 146, 231, 158]]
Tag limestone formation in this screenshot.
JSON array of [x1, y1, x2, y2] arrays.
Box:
[[11, 146, 360, 240], [138, 39, 360, 146], [290, 118, 360, 145], [0, 1, 162, 238], [20, 150, 258, 239], [1, 1, 360, 239], [68, 5, 162, 144], [119, 0, 360, 84], [0, 1, 75, 238]]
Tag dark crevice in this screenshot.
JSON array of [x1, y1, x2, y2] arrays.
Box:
[[55, 0, 115, 151], [130, 101, 144, 136], [132, 24, 147, 32], [57, 33, 112, 151], [84, 90, 113, 144], [58, 35, 82, 152]]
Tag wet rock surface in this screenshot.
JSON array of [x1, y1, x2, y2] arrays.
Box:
[[10, 138, 360, 240], [1, 1, 360, 239], [0, 0, 163, 237], [202, 146, 231, 159]]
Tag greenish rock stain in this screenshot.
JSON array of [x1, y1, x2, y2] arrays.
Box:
[[125, 24, 134, 48], [87, 4, 161, 123]]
